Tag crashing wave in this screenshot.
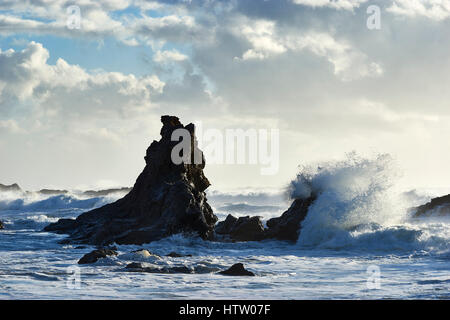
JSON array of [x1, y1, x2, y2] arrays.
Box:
[[288, 153, 449, 254]]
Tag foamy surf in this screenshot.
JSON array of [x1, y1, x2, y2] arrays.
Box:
[[0, 154, 449, 299]]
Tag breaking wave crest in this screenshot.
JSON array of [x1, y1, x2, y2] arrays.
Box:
[[289, 153, 449, 254], [0, 193, 118, 212]]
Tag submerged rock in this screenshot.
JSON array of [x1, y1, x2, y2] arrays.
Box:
[[78, 248, 118, 264], [125, 262, 193, 274], [124, 262, 219, 274], [413, 194, 450, 217], [218, 263, 255, 276], [44, 116, 218, 245], [118, 249, 161, 262], [166, 252, 192, 258]]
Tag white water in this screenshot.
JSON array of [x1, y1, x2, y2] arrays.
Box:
[[0, 155, 449, 299]]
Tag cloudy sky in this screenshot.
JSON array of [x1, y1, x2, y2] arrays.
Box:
[[0, 0, 449, 192]]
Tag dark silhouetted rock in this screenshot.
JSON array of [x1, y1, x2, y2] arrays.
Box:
[[215, 215, 265, 241], [82, 187, 131, 197], [166, 252, 192, 257], [214, 195, 316, 242], [44, 115, 218, 245], [78, 248, 118, 264], [126, 262, 145, 269], [264, 196, 316, 241], [218, 263, 255, 276], [0, 183, 21, 192], [44, 219, 77, 234], [125, 262, 218, 274], [413, 194, 450, 217], [0, 220, 4, 230]]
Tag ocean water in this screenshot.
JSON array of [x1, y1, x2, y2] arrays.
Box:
[[1, 156, 449, 299]]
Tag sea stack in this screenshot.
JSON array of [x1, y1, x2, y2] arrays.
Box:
[[44, 115, 218, 245]]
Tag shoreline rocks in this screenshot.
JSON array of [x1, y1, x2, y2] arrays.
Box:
[[264, 195, 316, 241], [413, 194, 450, 217], [215, 215, 265, 241], [43, 114, 320, 246], [44, 115, 218, 245], [214, 195, 317, 242], [0, 183, 21, 192]]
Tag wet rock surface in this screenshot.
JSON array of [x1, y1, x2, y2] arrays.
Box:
[[218, 263, 255, 276], [78, 248, 118, 264], [0, 220, 4, 230], [44, 115, 218, 245]]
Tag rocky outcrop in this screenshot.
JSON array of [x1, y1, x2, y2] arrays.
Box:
[[0, 220, 4, 230], [218, 263, 255, 276], [0, 183, 21, 192], [215, 215, 265, 241], [44, 219, 77, 234], [264, 196, 316, 241], [413, 194, 450, 217], [78, 248, 118, 264], [214, 196, 316, 242], [44, 115, 218, 245]]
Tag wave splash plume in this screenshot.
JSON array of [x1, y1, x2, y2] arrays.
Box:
[[289, 153, 448, 253]]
